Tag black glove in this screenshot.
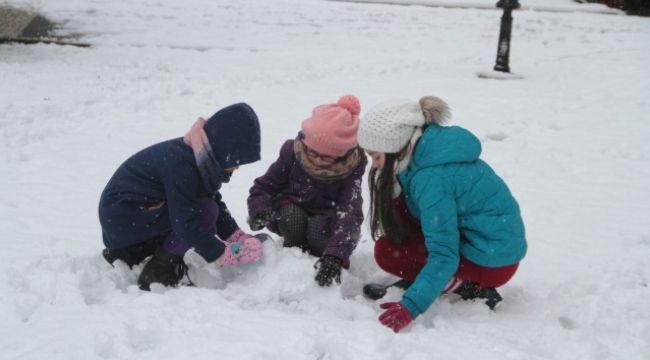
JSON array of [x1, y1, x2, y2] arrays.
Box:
[[248, 209, 276, 231], [314, 255, 342, 287]]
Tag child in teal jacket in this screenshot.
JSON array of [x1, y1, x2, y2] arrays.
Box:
[[358, 96, 527, 332]]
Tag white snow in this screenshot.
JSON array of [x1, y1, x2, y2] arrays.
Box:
[[1, 0, 649, 359]]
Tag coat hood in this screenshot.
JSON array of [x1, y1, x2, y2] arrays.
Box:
[[203, 102, 261, 169], [410, 125, 481, 169]]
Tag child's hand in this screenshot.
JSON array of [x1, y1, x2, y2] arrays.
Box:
[[225, 228, 250, 243], [218, 237, 263, 267], [378, 302, 413, 333], [248, 210, 277, 231], [314, 255, 342, 286]]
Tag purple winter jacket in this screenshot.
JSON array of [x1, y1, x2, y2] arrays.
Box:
[[247, 138, 367, 262]]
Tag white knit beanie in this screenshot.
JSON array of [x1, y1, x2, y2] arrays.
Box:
[[358, 97, 451, 153]]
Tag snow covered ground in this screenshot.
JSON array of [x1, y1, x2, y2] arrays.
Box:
[[1, 0, 649, 359]]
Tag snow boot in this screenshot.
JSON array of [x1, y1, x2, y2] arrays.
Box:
[[137, 247, 188, 291], [102, 237, 160, 268], [452, 282, 503, 310]]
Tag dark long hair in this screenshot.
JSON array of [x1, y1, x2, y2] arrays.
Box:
[[367, 95, 451, 244], [368, 146, 411, 244]]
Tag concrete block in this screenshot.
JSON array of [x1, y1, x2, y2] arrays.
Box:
[[0, 6, 53, 39]]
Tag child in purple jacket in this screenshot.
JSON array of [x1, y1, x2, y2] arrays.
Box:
[[247, 95, 367, 287]]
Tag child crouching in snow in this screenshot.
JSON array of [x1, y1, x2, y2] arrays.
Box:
[[99, 103, 264, 290], [247, 95, 367, 287], [358, 96, 527, 332]]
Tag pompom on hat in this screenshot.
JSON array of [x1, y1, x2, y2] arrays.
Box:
[[301, 95, 361, 157], [358, 96, 451, 153]]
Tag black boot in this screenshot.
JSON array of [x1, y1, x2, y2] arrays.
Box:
[[137, 247, 188, 291], [102, 238, 160, 268], [452, 282, 503, 310], [479, 287, 503, 310]]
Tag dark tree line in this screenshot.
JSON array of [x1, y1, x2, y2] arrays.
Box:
[[581, 0, 650, 16]]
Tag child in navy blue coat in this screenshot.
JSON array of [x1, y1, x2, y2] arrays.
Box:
[[99, 103, 264, 290]]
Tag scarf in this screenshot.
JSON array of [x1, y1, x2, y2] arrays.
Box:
[[184, 117, 231, 195], [293, 137, 363, 183]]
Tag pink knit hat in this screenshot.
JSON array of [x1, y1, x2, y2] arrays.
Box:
[[301, 95, 361, 157]]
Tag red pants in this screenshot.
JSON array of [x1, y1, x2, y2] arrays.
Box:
[[374, 196, 518, 290], [375, 236, 518, 290]]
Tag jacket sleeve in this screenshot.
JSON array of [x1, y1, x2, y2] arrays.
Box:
[[400, 172, 460, 318], [247, 140, 293, 217], [323, 159, 366, 261], [162, 166, 225, 263], [213, 191, 239, 241]]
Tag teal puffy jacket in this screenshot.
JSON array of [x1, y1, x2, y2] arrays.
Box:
[[397, 124, 527, 318]]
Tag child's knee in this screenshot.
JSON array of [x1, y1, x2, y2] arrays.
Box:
[[278, 203, 308, 223], [374, 237, 397, 271], [277, 203, 308, 232], [277, 203, 309, 247], [306, 216, 331, 256]]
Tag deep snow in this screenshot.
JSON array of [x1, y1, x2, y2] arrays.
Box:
[[1, 0, 649, 359]]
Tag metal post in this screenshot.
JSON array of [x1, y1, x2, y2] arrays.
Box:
[[493, 0, 520, 73]]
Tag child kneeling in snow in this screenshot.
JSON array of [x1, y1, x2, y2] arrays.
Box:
[[247, 95, 367, 287], [99, 103, 264, 290]]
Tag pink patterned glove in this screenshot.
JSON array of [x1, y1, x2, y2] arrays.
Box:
[[379, 302, 413, 333], [218, 236, 263, 267], [225, 229, 249, 243]]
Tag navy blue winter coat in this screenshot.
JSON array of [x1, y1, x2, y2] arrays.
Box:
[[99, 103, 261, 262]]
